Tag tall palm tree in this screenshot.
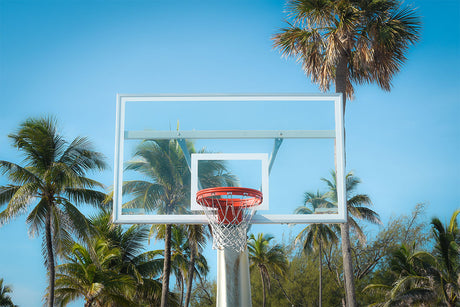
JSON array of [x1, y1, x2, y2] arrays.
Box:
[[322, 170, 381, 305], [295, 190, 339, 307], [273, 1, 421, 305], [248, 233, 288, 307], [0, 278, 16, 307], [122, 139, 189, 307], [122, 140, 235, 307], [0, 117, 107, 307]]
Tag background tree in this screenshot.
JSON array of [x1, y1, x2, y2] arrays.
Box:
[[55, 239, 137, 307], [334, 171, 381, 304], [0, 117, 107, 307], [0, 278, 16, 307], [363, 244, 437, 306], [90, 209, 167, 305], [295, 190, 339, 307], [322, 170, 381, 243], [428, 210, 459, 306], [122, 139, 190, 307], [248, 233, 288, 307], [122, 140, 235, 307], [183, 224, 210, 307], [273, 1, 421, 304]]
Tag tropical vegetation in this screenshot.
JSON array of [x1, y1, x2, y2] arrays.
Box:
[[1, 116, 458, 307]]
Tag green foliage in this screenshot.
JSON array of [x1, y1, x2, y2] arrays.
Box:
[[189, 278, 216, 307], [54, 209, 180, 307], [0, 278, 16, 307], [249, 245, 343, 306]]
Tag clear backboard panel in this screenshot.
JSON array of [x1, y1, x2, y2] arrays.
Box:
[[113, 94, 346, 224]]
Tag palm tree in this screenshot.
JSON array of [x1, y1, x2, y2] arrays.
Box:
[[273, 1, 421, 304], [322, 170, 381, 305], [295, 190, 339, 307], [183, 224, 210, 307], [363, 244, 437, 306], [122, 140, 235, 307], [0, 117, 107, 307], [90, 209, 166, 305], [55, 209, 170, 306], [248, 233, 288, 307], [55, 239, 137, 307], [429, 210, 459, 306], [0, 278, 16, 307], [322, 170, 381, 242], [122, 139, 189, 307], [150, 224, 209, 307]]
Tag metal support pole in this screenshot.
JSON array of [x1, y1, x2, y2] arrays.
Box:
[[217, 247, 252, 307]]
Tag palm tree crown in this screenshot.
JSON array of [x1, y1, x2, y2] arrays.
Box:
[[322, 170, 381, 242], [273, 0, 421, 103]]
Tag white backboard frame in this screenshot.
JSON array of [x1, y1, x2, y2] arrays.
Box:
[[113, 93, 346, 224]]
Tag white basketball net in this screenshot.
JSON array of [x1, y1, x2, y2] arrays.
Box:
[[196, 188, 262, 252]]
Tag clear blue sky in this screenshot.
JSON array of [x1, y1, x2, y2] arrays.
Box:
[[1, 0, 459, 305]]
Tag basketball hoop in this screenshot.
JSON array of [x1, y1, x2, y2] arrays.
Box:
[[196, 187, 263, 252]]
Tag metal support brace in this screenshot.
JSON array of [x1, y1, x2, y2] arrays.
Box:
[[177, 139, 191, 171], [268, 138, 283, 174], [177, 139, 202, 190]]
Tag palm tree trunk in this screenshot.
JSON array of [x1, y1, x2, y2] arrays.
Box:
[[260, 268, 266, 307], [184, 239, 196, 307], [161, 224, 172, 307], [340, 222, 356, 307], [319, 241, 322, 307], [45, 211, 55, 307], [179, 275, 184, 307], [336, 52, 356, 307]]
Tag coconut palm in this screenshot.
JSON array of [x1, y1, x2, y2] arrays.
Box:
[[169, 226, 190, 306], [55, 239, 137, 307], [0, 117, 107, 307], [295, 190, 339, 307], [90, 209, 166, 305], [150, 224, 209, 307], [122, 139, 235, 307], [273, 1, 421, 304], [55, 209, 170, 306], [429, 210, 459, 306], [248, 233, 288, 307], [322, 170, 381, 242], [0, 278, 16, 307], [322, 170, 381, 305], [363, 244, 437, 306], [122, 139, 189, 307], [183, 224, 210, 307]]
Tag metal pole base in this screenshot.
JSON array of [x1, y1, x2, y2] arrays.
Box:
[[216, 247, 252, 307]]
